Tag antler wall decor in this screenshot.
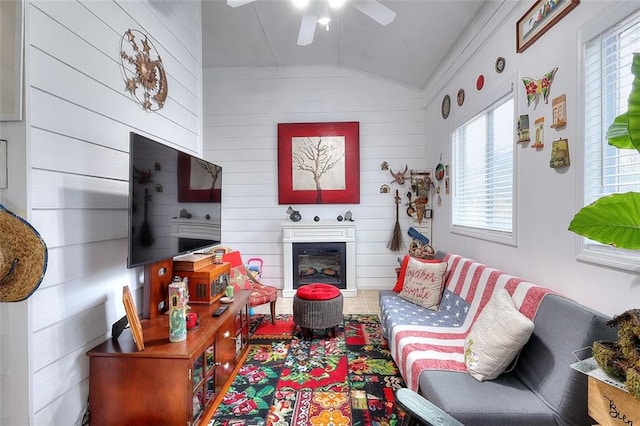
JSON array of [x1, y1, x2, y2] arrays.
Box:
[[389, 164, 409, 185]]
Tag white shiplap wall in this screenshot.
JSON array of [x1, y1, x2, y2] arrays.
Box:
[[202, 66, 429, 290], [0, 1, 202, 424]]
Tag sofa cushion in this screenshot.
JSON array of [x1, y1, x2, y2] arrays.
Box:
[[398, 257, 448, 310], [222, 251, 254, 291], [464, 288, 534, 381], [418, 370, 558, 426], [296, 283, 341, 300], [393, 255, 443, 292]]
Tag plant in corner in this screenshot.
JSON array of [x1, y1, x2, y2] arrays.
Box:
[[568, 52, 640, 400]]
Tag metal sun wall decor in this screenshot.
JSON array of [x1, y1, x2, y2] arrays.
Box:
[[119, 29, 168, 112]]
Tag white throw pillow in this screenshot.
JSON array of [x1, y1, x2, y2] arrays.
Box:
[[398, 257, 448, 311], [464, 288, 534, 381]]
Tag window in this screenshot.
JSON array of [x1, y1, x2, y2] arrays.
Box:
[[579, 8, 640, 269], [452, 94, 515, 244]]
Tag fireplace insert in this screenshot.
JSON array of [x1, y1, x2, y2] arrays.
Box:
[[292, 242, 346, 289]]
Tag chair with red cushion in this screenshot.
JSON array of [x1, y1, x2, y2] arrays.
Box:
[[220, 248, 278, 324]]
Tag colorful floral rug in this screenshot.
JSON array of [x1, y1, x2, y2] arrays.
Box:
[[209, 314, 406, 426]]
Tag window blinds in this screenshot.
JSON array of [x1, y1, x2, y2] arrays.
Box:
[[452, 95, 514, 234], [584, 11, 640, 204]]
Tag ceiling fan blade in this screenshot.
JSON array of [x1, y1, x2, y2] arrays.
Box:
[[227, 0, 256, 7], [351, 0, 396, 25], [297, 12, 317, 46]]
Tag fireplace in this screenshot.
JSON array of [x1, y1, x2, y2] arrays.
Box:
[[293, 242, 346, 289], [282, 222, 356, 297]]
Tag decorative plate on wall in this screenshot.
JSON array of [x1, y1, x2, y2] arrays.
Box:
[[495, 57, 506, 73], [457, 89, 465, 106], [441, 95, 451, 119]]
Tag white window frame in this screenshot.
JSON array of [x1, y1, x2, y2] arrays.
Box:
[[576, 3, 640, 271], [450, 80, 517, 246]]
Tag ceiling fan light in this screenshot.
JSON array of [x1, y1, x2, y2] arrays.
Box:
[[328, 0, 346, 8], [291, 0, 310, 9], [318, 15, 331, 26]]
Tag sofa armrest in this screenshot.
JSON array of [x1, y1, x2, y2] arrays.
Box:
[[395, 388, 463, 426]]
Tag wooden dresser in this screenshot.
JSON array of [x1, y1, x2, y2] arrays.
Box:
[[86, 290, 250, 426]]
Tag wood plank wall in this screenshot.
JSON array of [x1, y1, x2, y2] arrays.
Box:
[[0, 1, 202, 424], [202, 66, 430, 290]]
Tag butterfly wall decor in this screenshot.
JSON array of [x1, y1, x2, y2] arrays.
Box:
[[522, 67, 558, 109]]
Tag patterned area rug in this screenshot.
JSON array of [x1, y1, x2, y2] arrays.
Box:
[[249, 314, 296, 343], [209, 314, 406, 426]]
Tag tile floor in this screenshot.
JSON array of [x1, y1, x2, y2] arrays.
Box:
[[251, 290, 381, 317]]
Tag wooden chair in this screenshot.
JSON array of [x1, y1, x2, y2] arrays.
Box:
[[219, 248, 278, 324]]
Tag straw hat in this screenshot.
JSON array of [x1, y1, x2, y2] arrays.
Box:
[[0, 204, 47, 302]]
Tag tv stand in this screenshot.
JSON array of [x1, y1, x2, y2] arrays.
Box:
[[87, 290, 251, 425]]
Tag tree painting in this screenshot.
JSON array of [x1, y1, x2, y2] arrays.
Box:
[[291, 136, 346, 203], [190, 158, 221, 191]]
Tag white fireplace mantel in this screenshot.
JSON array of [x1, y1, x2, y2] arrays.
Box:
[[282, 221, 356, 297]]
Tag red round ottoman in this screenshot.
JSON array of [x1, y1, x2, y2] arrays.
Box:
[[293, 283, 344, 339]]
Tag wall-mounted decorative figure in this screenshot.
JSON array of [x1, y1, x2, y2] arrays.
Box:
[[522, 67, 558, 109], [550, 139, 570, 168], [550, 94, 567, 129], [390, 164, 409, 185], [120, 29, 168, 112], [532, 117, 545, 149], [517, 115, 531, 143]]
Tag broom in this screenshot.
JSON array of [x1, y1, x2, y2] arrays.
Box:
[[387, 189, 403, 251]]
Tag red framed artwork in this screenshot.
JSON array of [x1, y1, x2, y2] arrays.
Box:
[[278, 122, 360, 204], [177, 152, 222, 202]]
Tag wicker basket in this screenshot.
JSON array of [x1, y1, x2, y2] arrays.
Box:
[[408, 240, 436, 259]]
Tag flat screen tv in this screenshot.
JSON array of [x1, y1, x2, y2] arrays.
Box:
[[127, 132, 222, 268]]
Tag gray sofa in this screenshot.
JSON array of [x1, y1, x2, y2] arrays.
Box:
[[380, 253, 617, 425]]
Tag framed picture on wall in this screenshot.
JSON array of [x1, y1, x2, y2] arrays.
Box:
[[516, 0, 580, 53], [278, 122, 360, 204], [0, 0, 24, 121]]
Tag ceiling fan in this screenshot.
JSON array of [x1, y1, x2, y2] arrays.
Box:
[[226, 0, 396, 46]]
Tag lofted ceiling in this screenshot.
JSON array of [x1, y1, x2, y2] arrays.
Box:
[[202, 0, 492, 89]]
